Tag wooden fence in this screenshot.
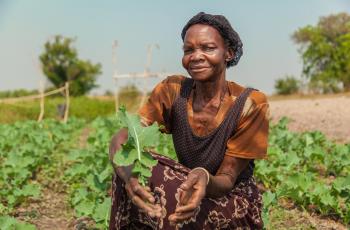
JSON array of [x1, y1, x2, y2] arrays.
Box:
[[0, 82, 70, 123]]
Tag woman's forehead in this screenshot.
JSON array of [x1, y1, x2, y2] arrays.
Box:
[[183, 24, 224, 44]]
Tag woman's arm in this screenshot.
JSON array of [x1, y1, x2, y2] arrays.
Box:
[[206, 155, 250, 198]]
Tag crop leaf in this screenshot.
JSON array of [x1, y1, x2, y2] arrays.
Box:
[[113, 107, 160, 186]]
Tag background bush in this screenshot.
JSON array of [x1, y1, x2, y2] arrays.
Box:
[[274, 76, 300, 95]]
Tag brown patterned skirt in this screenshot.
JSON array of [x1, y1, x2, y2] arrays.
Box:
[[109, 153, 263, 230]]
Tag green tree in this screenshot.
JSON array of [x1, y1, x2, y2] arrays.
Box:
[[274, 75, 300, 95], [40, 35, 102, 96], [292, 12, 350, 92]]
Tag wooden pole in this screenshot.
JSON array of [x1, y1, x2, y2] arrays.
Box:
[[63, 82, 70, 123], [114, 79, 119, 113], [138, 91, 147, 111], [138, 44, 159, 110], [38, 81, 45, 122], [112, 40, 119, 114]]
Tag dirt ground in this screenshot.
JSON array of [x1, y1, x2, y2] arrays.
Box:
[[269, 95, 350, 143]]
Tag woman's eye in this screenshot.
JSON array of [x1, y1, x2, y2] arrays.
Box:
[[183, 48, 193, 54], [203, 46, 215, 51]]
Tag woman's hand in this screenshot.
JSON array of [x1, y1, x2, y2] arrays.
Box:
[[124, 176, 162, 218], [109, 129, 161, 218], [168, 168, 209, 226]]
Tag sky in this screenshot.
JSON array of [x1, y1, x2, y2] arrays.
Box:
[[0, 0, 349, 95]]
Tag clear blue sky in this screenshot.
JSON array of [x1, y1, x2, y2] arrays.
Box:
[[0, 0, 349, 95]]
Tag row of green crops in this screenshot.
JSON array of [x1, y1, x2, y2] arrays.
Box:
[[257, 118, 350, 226], [0, 118, 85, 229], [1, 116, 349, 229], [63, 117, 119, 229]]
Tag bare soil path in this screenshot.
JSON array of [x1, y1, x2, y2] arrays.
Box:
[[269, 95, 350, 143]]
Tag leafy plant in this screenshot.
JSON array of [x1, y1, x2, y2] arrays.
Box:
[[256, 117, 350, 225], [0, 118, 85, 226], [113, 107, 159, 186], [0, 216, 37, 230], [64, 116, 119, 229]]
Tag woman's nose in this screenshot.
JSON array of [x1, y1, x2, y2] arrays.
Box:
[[190, 49, 204, 61]]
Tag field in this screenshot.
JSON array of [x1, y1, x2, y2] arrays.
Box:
[[0, 95, 349, 230]]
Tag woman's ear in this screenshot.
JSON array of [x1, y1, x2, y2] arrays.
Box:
[[225, 48, 234, 62]]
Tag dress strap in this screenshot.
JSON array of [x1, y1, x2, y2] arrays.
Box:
[[230, 88, 256, 134], [180, 78, 194, 98]]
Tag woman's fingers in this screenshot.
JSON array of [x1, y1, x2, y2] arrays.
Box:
[[175, 200, 198, 213], [176, 188, 205, 213], [131, 195, 161, 217], [178, 174, 197, 206], [133, 184, 155, 203], [129, 178, 155, 203], [169, 210, 196, 225], [180, 173, 198, 190], [125, 178, 161, 218], [178, 188, 192, 206], [176, 172, 206, 213]]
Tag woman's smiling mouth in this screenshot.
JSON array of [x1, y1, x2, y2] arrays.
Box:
[[190, 66, 210, 72]]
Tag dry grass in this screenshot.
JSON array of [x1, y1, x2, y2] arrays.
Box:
[[268, 92, 350, 101]]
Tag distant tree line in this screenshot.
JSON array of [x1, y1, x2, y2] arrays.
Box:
[[0, 89, 39, 99], [275, 12, 350, 95]]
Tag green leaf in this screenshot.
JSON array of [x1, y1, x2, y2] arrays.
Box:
[[132, 161, 152, 178], [140, 152, 158, 168], [7, 195, 16, 205], [21, 184, 40, 198], [75, 200, 95, 216], [15, 222, 37, 230], [263, 191, 277, 208], [114, 148, 138, 166], [305, 133, 314, 146], [0, 216, 37, 230], [332, 175, 350, 193], [72, 188, 89, 205], [0, 216, 16, 229], [97, 167, 112, 183], [92, 198, 111, 223], [113, 107, 160, 185]]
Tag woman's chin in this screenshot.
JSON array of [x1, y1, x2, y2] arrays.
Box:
[[189, 73, 215, 82]]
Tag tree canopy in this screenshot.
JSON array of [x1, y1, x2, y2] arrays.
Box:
[[40, 35, 102, 96], [292, 12, 350, 92]]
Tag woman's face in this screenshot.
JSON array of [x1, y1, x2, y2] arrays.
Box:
[[182, 24, 233, 82]]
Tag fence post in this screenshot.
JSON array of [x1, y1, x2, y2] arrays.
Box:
[[114, 79, 119, 114], [63, 82, 70, 123], [38, 83, 45, 122]]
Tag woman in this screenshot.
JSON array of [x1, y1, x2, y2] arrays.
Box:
[[109, 12, 269, 230]]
